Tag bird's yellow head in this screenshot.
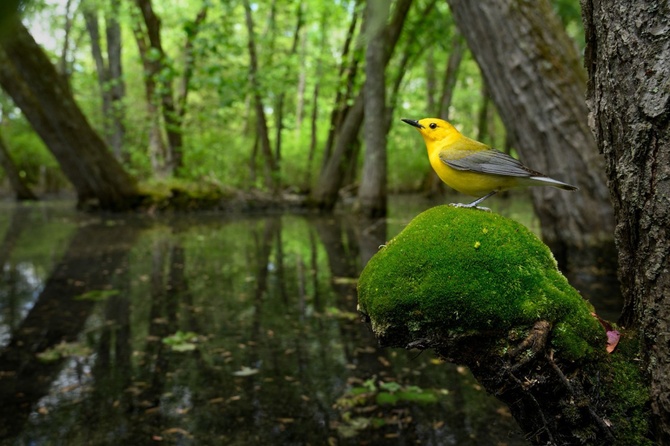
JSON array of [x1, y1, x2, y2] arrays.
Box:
[[401, 118, 460, 144]]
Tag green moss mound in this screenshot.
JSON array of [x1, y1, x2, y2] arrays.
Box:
[[357, 205, 605, 361]]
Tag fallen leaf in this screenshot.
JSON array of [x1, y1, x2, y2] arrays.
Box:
[[591, 312, 621, 353], [606, 330, 621, 353]]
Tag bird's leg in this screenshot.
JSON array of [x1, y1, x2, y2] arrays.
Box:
[[450, 190, 498, 211]]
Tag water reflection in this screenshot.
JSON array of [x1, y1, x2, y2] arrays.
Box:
[[0, 199, 619, 445]]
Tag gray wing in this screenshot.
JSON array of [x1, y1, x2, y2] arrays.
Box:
[[440, 140, 541, 178]]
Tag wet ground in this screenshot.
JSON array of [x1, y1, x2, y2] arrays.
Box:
[[0, 197, 621, 445]]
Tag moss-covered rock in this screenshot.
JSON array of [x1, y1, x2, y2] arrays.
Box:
[[357, 205, 605, 361]]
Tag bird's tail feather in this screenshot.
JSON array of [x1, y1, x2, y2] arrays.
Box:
[[527, 176, 578, 191]]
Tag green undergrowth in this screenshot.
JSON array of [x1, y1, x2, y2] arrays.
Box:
[[357, 205, 605, 361]]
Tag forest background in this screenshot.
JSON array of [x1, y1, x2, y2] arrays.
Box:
[[0, 0, 584, 208]]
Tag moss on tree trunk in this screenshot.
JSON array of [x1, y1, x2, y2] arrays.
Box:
[[358, 206, 651, 445]]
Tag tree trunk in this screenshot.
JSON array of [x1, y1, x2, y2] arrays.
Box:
[[176, 6, 208, 134], [311, 94, 365, 210], [311, 0, 413, 211], [106, 0, 126, 159], [57, 0, 76, 90], [387, 0, 438, 126], [0, 19, 139, 210], [358, 0, 390, 218], [425, 26, 464, 196], [581, 0, 670, 442], [476, 84, 493, 142], [83, 1, 125, 159], [437, 30, 464, 120], [0, 131, 37, 200], [243, 0, 279, 192], [273, 1, 304, 170], [83, 0, 126, 160], [295, 15, 307, 134], [446, 0, 614, 266], [133, 0, 199, 176], [303, 5, 327, 192], [320, 2, 362, 171], [425, 47, 437, 114], [131, 0, 171, 176]]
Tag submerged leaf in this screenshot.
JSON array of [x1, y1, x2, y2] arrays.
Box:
[[232, 366, 260, 377], [162, 331, 199, 352], [74, 289, 120, 301]]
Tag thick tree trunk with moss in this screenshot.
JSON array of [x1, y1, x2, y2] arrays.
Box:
[[446, 0, 613, 267], [0, 19, 140, 210], [581, 1, 670, 442]]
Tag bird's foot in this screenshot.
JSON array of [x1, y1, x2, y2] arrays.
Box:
[[449, 202, 491, 212]]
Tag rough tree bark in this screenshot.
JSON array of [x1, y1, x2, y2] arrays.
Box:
[[358, 0, 390, 218], [581, 0, 670, 442], [446, 0, 614, 267], [0, 19, 140, 210]]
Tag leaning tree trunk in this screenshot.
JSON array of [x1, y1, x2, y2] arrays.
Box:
[[446, 0, 614, 267], [581, 0, 670, 442], [0, 19, 140, 210]]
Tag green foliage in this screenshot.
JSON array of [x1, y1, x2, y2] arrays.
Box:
[[357, 205, 605, 361], [5, 0, 585, 196], [1, 116, 64, 187]]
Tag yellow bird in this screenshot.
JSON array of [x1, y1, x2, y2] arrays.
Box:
[[402, 117, 577, 208]]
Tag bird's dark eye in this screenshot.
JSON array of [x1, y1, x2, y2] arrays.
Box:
[[429, 123, 437, 129]]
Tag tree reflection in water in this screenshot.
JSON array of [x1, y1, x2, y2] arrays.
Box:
[[4, 200, 611, 445]]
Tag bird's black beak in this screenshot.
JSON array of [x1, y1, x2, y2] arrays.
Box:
[[401, 118, 424, 129]]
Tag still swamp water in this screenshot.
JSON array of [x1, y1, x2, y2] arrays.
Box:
[[0, 196, 620, 445]]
